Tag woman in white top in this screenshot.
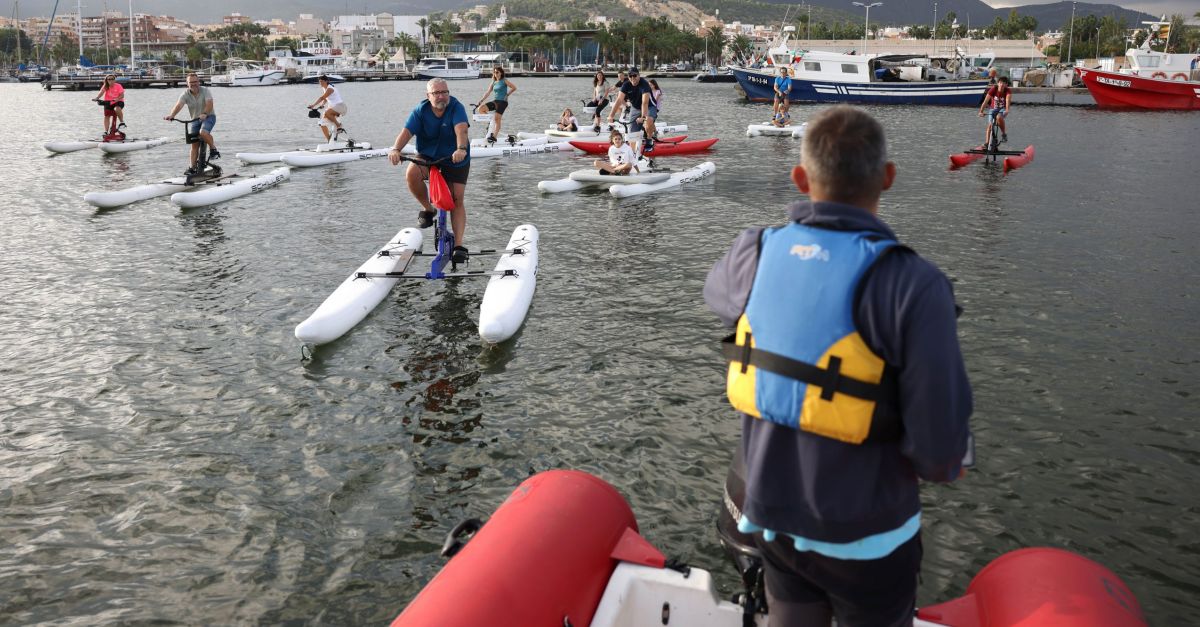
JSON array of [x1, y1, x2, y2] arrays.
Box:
[[593, 130, 638, 175], [557, 108, 579, 132], [308, 75, 348, 141], [588, 71, 613, 132]]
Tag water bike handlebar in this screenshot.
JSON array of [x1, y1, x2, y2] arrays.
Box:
[[395, 155, 451, 168]]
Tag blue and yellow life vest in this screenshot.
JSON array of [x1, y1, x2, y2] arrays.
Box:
[[723, 224, 903, 444]]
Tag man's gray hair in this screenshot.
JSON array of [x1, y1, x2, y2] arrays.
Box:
[[800, 106, 888, 198], [425, 78, 449, 92]]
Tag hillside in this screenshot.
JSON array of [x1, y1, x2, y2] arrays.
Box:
[[486, 0, 1156, 32]]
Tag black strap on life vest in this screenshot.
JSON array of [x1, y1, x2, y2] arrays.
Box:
[[722, 332, 902, 442], [723, 333, 895, 402]]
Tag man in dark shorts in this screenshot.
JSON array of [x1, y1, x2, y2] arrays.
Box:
[[704, 106, 973, 626], [610, 67, 659, 151], [388, 78, 472, 264]]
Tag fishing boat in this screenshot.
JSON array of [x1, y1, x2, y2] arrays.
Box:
[[390, 470, 1149, 627], [1076, 68, 1199, 110], [1074, 20, 1200, 110], [413, 55, 481, 80], [732, 34, 989, 105], [209, 58, 285, 87]]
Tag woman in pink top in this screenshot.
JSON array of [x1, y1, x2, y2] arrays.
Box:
[[94, 75, 126, 134]]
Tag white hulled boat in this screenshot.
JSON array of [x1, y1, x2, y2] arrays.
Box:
[[209, 58, 285, 87], [268, 40, 346, 83], [414, 55, 480, 80]]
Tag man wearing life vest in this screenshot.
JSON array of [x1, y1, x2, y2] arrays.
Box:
[[704, 106, 973, 627]]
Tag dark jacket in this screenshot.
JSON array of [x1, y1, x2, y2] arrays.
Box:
[[704, 200, 972, 543]]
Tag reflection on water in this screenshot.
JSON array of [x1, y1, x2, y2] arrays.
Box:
[[0, 80, 1196, 624]]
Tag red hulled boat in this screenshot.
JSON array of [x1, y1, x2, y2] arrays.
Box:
[[1077, 67, 1200, 110]]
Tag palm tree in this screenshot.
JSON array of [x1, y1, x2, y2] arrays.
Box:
[[416, 18, 429, 51]]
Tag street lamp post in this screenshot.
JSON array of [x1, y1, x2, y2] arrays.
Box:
[[852, 2, 882, 51]]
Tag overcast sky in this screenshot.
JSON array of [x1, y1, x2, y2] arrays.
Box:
[[12, 0, 1199, 24]]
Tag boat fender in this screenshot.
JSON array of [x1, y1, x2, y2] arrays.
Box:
[[391, 470, 641, 627], [1171, 73, 1188, 81], [916, 547, 1147, 627], [1151, 71, 1167, 79]]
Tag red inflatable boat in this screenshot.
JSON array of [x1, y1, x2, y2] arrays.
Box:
[[391, 470, 1147, 627], [569, 138, 719, 156]]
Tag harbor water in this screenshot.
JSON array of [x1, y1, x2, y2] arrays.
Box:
[[0, 78, 1196, 624]]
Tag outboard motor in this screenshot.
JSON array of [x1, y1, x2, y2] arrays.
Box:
[[716, 446, 769, 624]]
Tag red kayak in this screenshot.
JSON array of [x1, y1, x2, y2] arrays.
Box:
[[1003, 145, 1035, 174], [569, 138, 719, 156]]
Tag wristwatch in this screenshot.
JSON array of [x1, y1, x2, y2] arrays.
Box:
[[457, 145, 469, 150]]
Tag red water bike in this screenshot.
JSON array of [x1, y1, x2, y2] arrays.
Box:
[[93, 98, 126, 142]]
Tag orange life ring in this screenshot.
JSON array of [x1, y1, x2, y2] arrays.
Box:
[[1151, 71, 1168, 79], [1171, 73, 1189, 81]]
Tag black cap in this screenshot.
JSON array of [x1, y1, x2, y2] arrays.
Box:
[[628, 66, 639, 76]]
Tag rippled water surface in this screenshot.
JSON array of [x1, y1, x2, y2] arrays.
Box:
[[1, 78, 1197, 625]]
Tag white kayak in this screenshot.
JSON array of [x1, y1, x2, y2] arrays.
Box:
[[746, 123, 806, 139], [538, 159, 657, 193], [43, 140, 100, 154], [569, 170, 670, 184], [236, 141, 373, 164], [97, 137, 171, 153], [295, 228, 425, 345], [170, 167, 290, 209], [470, 135, 548, 148], [478, 224, 539, 344], [281, 148, 391, 167], [609, 161, 716, 198], [83, 171, 229, 208]]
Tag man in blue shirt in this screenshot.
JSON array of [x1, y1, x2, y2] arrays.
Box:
[[388, 78, 472, 264], [704, 106, 972, 626], [772, 67, 792, 127]]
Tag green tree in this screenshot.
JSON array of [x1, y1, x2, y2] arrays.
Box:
[[729, 34, 752, 61], [416, 18, 429, 50], [908, 25, 932, 40]]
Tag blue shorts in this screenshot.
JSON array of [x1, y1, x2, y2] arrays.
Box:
[[987, 107, 1006, 120], [629, 106, 659, 132], [189, 114, 217, 134]]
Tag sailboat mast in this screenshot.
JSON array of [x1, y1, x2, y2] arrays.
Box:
[[14, 1, 21, 62], [128, 0, 135, 68], [76, 0, 83, 65]]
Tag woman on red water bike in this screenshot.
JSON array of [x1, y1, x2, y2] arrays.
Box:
[[94, 75, 126, 140]]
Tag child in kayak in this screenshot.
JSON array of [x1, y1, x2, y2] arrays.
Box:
[[593, 130, 638, 175], [557, 108, 579, 132]]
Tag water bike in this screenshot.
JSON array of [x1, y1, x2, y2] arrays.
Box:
[[44, 99, 169, 154], [294, 155, 538, 348], [237, 107, 370, 164], [746, 121, 807, 138], [950, 113, 1035, 173], [390, 469, 1149, 627], [538, 158, 716, 197], [83, 117, 288, 209]]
